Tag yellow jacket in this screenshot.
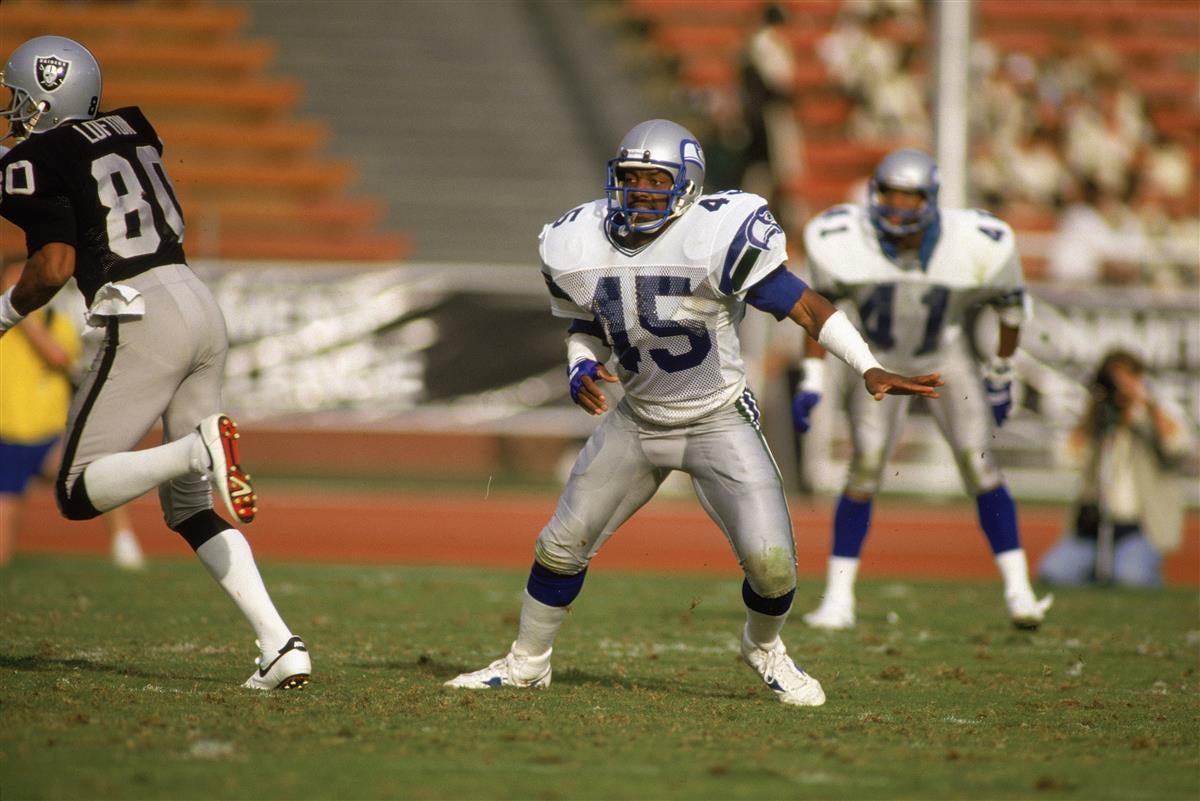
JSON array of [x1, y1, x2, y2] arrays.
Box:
[[0, 308, 81, 444]]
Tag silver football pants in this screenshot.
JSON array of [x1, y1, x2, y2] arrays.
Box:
[[60, 264, 225, 527], [842, 338, 1005, 497], [534, 391, 798, 599]]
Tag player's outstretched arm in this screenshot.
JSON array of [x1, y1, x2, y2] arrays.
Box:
[[0, 243, 76, 336], [787, 287, 941, 402]]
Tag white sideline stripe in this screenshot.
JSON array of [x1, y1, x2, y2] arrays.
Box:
[[189, 739, 236, 760], [596, 637, 737, 658], [142, 684, 205, 697]]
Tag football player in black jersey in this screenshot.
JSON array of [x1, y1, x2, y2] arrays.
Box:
[[0, 36, 310, 690]]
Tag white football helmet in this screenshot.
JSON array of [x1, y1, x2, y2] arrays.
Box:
[[867, 148, 940, 237], [605, 119, 705, 235], [1, 35, 102, 141]]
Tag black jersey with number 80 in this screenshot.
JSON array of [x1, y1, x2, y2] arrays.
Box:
[[0, 106, 186, 305]]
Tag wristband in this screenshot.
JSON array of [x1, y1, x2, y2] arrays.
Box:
[[816, 310, 883, 377], [800, 357, 825, 393], [567, 332, 610, 368], [0, 288, 25, 335]]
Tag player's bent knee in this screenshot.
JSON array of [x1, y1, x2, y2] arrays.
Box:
[[532, 546, 589, 577], [55, 477, 101, 521], [742, 549, 798, 602], [533, 530, 591, 576], [171, 509, 230, 551], [742, 579, 796, 616], [845, 472, 882, 497]]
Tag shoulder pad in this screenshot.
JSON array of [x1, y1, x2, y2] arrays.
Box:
[[804, 204, 865, 247], [539, 199, 606, 275]]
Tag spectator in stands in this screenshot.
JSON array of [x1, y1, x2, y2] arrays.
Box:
[[739, 2, 805, 226], [1131, 169, 1200, 289], [1046, 179, 1148, 286], [818, 3, 902, 106], [0, 259, 145, 568], [1140, 131, 1193, 202], [849, 41, 930, 145], [1000, 124, 1070, 212], [961, 22, 1198, 292], [1038, 350, 1195, 587], [1063, 71, 1150, 197], [986, 52, 1040, 150]]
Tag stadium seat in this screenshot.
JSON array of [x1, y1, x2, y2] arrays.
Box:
[[0, 0, 409, 263], [0, 2, 250, 43]]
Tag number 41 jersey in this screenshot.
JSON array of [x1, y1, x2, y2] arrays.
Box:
[[539, 192, 791, 426], [0, 106, 186, 306], [803, 204, 1026, 375]]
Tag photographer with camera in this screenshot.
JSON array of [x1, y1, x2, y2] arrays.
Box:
[[1038, 350, 1195, 587]]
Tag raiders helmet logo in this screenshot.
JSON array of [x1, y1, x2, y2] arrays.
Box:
[[36, 56, 69, 92]]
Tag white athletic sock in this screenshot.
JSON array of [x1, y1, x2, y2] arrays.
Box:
[[995, 548, 1035, 598], [110, 529, 145, 569], [822, 556, 860, 607], [513, 590, 568, 658], [195, 529, 292, 653], [745, 608, 789, 648], [82, 434, 201, 512]]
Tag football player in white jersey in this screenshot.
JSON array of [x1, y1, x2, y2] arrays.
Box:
[[445, 120, 941, 706], [796, 149, 1054, 631]]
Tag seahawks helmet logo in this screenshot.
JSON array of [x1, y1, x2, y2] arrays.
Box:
[[36, 56, 69, 92]]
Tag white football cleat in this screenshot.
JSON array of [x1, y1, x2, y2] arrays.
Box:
[[244, 636, 310, 690], [110, 530, 146, 570], [740, 628, 826, 707], [1007, 591, 1054, 630], [803, 600, 856, 631], [444, 645, 552, 689], [196, 414, 258, 524]]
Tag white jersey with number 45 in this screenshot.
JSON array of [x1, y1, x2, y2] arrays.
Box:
[[803, 204, 1026, 375], [540, 191, 790, 426]]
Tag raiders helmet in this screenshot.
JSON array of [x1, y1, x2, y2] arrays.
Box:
[[606, 119, 706, 234], [1, 35, 102, 141], [867, 148, 940, 237]]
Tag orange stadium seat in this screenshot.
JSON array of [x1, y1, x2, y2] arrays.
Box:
[[0, 2, 250, 43], [102, 79, 302, 122], [213, 232, 410, 262], [0, 0, 408, 263], [154, 120, 331, 164], [189, 199, 388, 235], [980, 0, 1200, 28], [170, 162, 355, 201]]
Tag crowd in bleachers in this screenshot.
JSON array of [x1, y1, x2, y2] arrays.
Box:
[[812, 0, 1197, 288], [633, 0, 1197, 289]]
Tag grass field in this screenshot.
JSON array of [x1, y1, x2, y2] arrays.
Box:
[[1, 556, 1197, 800]]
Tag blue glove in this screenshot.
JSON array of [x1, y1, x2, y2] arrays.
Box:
[[568, 359, 601, 404], [983, 358, 1014, 427], [792, 390, 821, 433]]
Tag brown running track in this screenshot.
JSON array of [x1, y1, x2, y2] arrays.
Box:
[[17, 486, 1199, 585]]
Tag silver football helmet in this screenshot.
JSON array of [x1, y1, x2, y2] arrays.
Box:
[[867, 148, 940, 237], [1, 35, 102, 141], [606, 119, 705, 235]]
